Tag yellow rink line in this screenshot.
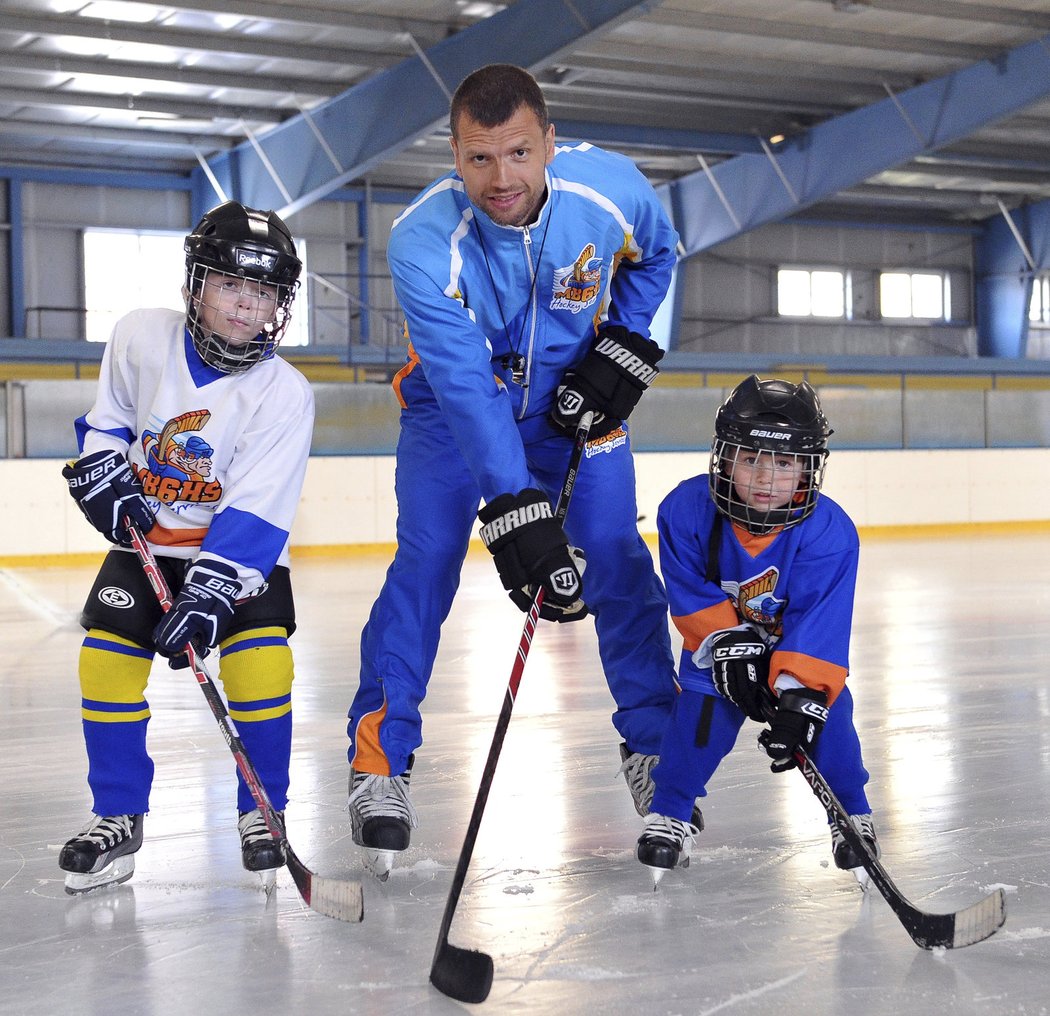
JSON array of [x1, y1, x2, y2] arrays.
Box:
[[5, 518, 1049, 569]]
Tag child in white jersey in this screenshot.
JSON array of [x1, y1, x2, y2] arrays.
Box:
[[59, 201, 314, 894]]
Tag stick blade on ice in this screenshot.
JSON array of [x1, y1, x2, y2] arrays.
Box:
[[286, 847, 365, 923], [948, 887, 1006, 949], [430, 942, 494, 1004]]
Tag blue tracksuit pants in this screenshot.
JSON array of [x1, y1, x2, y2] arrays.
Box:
[[347, 410, 678, 776]]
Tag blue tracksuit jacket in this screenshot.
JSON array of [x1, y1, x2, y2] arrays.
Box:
[[348, 141, 681, 775]]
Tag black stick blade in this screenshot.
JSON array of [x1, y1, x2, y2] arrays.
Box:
[[430, 942, 494, 1004]]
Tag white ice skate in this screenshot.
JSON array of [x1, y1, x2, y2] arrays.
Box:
[[59, 814, 143, 895], [237, 808, 286, 894], [830, 812, 879, 889], [636, 812, 701, 888], [348, 755, 418, 882]]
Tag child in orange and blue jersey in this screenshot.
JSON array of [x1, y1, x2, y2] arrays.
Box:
[[637, 375, 879, 887]]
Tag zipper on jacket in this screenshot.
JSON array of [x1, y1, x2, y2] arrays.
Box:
[[517, 224, 537, 419]]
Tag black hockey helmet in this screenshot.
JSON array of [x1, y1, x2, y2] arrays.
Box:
[[184, 201, 302, 373], [709, 375, 832, 534]]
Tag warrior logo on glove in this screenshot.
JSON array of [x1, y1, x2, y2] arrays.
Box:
[[550, 565, 581, 599]]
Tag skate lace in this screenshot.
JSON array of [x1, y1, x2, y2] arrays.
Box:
[[617, 750, 657, 813], [348, 772, 419, 828], [831, 813, 879, 855], [238, 809, 280, 846], [74, 814, 136, 848], [641, 812, 700, 847]]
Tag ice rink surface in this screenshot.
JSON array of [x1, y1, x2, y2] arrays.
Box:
[[2, 532, 1049, 1016]]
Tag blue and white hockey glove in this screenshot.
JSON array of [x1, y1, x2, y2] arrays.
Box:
[[62, 449, 155, 546], [758, 688, 829, 773], [153, 560, 240, 668], [478, 488, 588, 623], [550, 325, 663, 439]]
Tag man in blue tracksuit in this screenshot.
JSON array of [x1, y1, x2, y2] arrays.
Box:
[[346, 63, 683, 877]]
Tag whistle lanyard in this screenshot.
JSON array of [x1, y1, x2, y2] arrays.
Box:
[[473, 203, 552, 389]]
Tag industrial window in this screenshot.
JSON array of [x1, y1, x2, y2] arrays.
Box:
[[83, 228, 309, 347], [776, 268, 849, 318], [1029, 275, 1050, 326], [879, 271, 949, 320]]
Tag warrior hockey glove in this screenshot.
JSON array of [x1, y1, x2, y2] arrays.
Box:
[[758, 687, 829, 773], [153, 559, 240, 669], [478, 488, 588, 623], [62, 449, 155, 546], [709, 627, 770, 722], [550, 324, 664, 439]]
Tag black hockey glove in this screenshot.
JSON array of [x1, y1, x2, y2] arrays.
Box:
[[153, 560, 240, 669], [62, 449, 155, 546], [758, 688, 829, 774], [549, 324, 663, 439], [709, 628, 770, 722], [478, 488, 588, 623]]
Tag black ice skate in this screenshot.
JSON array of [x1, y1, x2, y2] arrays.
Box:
[[59, 813, 143, 895], [237, 808, 286, 893], [636, 811, 702, 887], [618, 743, 704, 828], [830, 812, 880, 889], [348, 753, 418, 881]]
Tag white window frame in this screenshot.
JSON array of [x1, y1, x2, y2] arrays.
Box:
[[776, 267, 851, 320], [1029, 274, 1050, 327], [879, 270, 951, 322], [82, 228, 309, 347]]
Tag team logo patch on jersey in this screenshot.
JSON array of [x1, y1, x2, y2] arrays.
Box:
[[584, 426, 627, 457], [98, 586, 134, 609], [137, 409, 223, 505], [550, 243, 603, 314], [725, 566, 786, 633]]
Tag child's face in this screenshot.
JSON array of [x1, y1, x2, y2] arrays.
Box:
[[193, 271, 279, 346], [729, 447, 805, 511]]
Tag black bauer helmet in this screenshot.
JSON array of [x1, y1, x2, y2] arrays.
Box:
[[709, 375, 832, 534], [184, 201, 302, 374]]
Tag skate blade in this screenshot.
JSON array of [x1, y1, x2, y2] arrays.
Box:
[[252, 868, 278, 895], [646, 864, 668, 889], [362, 847, 395, 882], [849, 865, 872, 891], [64, 854, 136, 895]]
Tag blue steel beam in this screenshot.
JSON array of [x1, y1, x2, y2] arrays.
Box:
[[662, 33, 1050, 258], [199, 0, 659, 218], [974, 197, 1050, 357]]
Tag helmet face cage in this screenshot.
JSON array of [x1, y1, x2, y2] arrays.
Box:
[[708, 375, 832, 534], [184, 202, 301, 375], [709, 439, 827, 534]]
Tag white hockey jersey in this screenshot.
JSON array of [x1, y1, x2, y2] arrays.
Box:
[[76, 308, 315, 593]]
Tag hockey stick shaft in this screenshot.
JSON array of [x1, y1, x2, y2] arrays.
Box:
[[761, 700, 1004, 948], [430, 412, 594, 1004], [126, 522, 363, 923]]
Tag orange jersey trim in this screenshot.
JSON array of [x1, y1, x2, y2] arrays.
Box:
[[671, 599, 740, 653], [731, 522, 780, 557], [145, 522, 208, 548], [771, 650, 847, 704]]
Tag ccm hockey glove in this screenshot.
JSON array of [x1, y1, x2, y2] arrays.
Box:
[[758, 688, 829, 773], [153, 559, 240, 668], [478, 488, 587, 623], [550, 324, 664, 439], [709, 627, 770, 722], [62, 449, 155, 546]]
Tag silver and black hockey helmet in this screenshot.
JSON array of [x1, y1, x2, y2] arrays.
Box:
[[184, 201, 302, 374], [709, 375, 832, 534]]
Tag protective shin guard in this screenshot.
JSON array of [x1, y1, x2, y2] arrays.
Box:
[[218, 627, 294, 813], [79, 630, 155, 814]]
